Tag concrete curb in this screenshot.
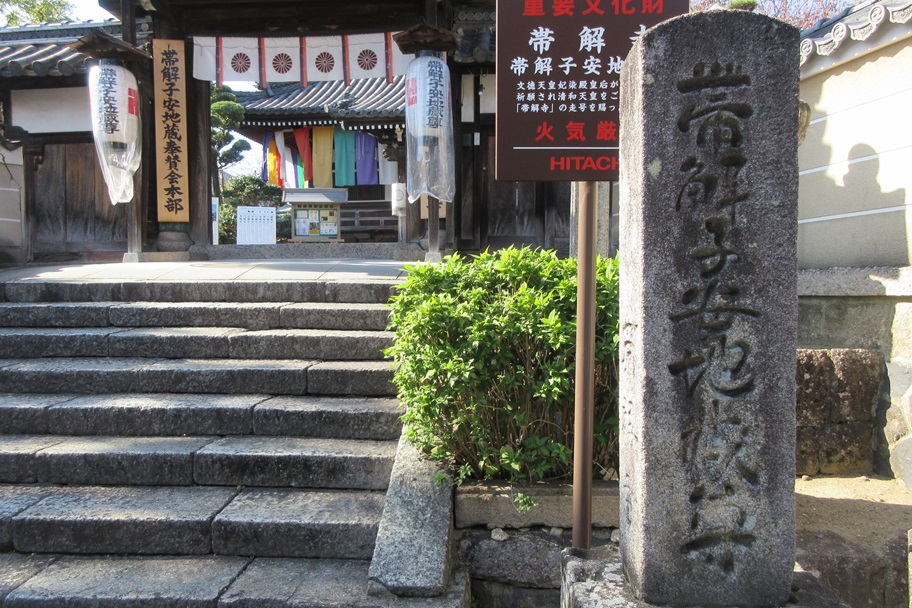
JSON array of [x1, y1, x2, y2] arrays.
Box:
[[368, 434, 454, 597]]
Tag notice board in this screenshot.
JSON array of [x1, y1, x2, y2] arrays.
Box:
[[496, 0, 687, 182]]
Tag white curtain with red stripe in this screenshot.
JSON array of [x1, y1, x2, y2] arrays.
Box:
[[347, 33, 387, 81], [191, 34, 413, 85], [221, 37, 260, 83], [264, 38, 301, 83], [305, 36, 345, 82]]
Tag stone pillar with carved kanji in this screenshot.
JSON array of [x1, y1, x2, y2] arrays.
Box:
[[618, 10, 800, 606]]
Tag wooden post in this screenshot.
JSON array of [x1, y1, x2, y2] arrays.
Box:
[[427, 195, 440, 255], [188, 74, 211, 246], [121, 0, 142, 259]]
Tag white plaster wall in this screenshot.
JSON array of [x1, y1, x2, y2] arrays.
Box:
[[10, 86, 92, 134], [0, 146, 25, 258], [798, 38, 912, 268]]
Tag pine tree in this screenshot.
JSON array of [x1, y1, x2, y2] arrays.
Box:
[[0, 0, 72, 26], [210, 85, 252, 197]]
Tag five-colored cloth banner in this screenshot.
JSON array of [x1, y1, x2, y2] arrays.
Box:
[[262, 128, 397, 188]]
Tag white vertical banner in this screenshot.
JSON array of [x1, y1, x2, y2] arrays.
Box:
[[347, 33, 387, 81], [305, 36, 344, 82], [284, 145, 296, 187], [192, 37, 217, 81], [264, 37, 301, 83], [391, 35, 413, 78], [221, 38, 259, 82]]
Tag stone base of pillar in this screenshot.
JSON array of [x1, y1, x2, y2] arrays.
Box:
[[156, 229, 194, 253], [560, 545, 847, 608], [123, 251, 198, 263]]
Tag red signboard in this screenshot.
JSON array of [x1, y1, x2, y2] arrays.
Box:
[[496, 0, 688, 181]]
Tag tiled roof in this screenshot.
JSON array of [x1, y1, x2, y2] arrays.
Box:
[[0, 18, 150, 78], [0, 40, 89, 76], [238, 76, 405, 123], [800, 0, 912, 66]]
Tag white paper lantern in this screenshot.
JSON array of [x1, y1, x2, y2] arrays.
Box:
[[406, 53, 449, 138], [404, 51, 454, 203], [88, 60, 141, 204]]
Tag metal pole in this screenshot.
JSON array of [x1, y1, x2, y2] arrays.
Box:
[[572, 180, 597, 550]]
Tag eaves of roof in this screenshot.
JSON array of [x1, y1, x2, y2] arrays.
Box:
[[800, 0, 912, 72], [238, 76, 405, 122], [0, 18, 151, 79]]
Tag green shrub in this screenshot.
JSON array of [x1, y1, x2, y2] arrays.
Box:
[[386, 247, 620, 485], [218, 201, 237, 244]]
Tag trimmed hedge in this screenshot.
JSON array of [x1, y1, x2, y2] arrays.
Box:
[[386, 247, 620, 484]]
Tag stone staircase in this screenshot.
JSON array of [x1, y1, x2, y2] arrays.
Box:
[[0, 276, 466, 607]]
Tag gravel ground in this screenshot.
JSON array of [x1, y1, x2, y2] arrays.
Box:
[[795, 474, 912, 550]]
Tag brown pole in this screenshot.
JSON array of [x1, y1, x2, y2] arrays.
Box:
[[572, 180, 597, 550], [121, 0, 141, 257]]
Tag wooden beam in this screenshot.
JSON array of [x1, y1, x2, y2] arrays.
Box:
[[120, 0, 136, 45], [142, 1, 424, 37]]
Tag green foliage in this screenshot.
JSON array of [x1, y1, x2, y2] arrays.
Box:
[[210, 86, 251, 192], [221, 175, 282, 207], [217, 201, 237, 244], [386, 247, 620, 486], [1, 0, 71, 25], [512, 492, 538, 513]]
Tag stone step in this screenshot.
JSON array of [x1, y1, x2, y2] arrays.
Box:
[[0, 302, 112, 328], [228, 329, 394, 360], [0, 328, 124, 358], [0, 358, 313, 395], [221, 558, 470, 607], [194, 436, 397, 489], [0, 327, 238, 359], [0, 301, 391, 331], [0, 554, 469, 607], [212, 488, 385, 559], [0, 358, 394, 396], [8, 485, 237, 555], [1, 279, 397, 305], [2, 485, 385, 559], [0, 434, 397, 489], [252, 395, 402, 440], [0, 485, 56, 551], [0, 327, 393, 361], [0, 435, 215, 485], [307, 360, 397, 396], [0, 393, 402, 439], [279, 302, 391, 331]]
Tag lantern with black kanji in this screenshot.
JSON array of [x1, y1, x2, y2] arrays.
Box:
[[404, 50, 454, 203], [88, 59, 141, 204]]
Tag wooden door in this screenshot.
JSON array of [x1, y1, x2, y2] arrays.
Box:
[[29, 142, 127, 261], [481, 130, 545, 250]]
